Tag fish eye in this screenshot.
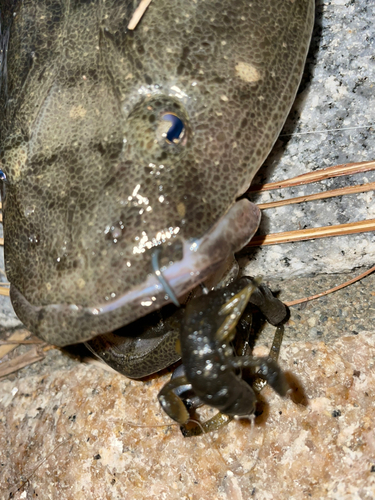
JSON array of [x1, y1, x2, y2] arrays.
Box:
[[161, 113, 186, 145], [0, 170, 6, 181], [125, 97, 190, 160]]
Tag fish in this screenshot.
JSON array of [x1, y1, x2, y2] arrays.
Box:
[[0, 0, 314, 353]]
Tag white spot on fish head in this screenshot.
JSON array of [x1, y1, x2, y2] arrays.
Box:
[[235, 62, 261, 83]]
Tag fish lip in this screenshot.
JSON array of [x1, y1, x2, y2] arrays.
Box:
[[10, 199, 261, 346]]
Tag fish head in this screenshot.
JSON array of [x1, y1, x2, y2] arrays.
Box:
[[0, 0, 314, 344]]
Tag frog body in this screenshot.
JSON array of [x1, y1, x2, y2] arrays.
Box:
[[0, 0, 314, 377]]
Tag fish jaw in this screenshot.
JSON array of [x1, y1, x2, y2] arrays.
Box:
[[10, 199, 260, 346]]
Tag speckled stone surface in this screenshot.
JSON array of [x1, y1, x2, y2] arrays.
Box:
[[261, 271, 375, 345], [1, 271, 375, 500], [1, 327, 375, 499], [245, 0, 375, 278]]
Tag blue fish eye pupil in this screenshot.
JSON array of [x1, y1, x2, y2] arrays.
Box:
[[162, 113, 185, 144], [0, 170, 6, 181]]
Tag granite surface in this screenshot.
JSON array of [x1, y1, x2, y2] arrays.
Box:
[[1, 271, 375, 500], [1, 325, 375, 499], [245, 0, 375, 278]]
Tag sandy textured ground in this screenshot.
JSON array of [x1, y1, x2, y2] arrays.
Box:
[[1, 321, 375, 500]]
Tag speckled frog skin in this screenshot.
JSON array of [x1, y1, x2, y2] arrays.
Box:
[[0, 0, 314, 349]]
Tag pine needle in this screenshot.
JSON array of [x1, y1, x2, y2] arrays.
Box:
[[257, 181, 375, 210], [0, 285, 9, 296], [0, 338, 44, 345], [248, 160, 375, 193], [0, 330, 31, 359], [247, 219, 375, 247], [0, 347, 44, 378], [285, 264, 375, 307], [128, 0, 153, 30], [6, 437, 72, 498]]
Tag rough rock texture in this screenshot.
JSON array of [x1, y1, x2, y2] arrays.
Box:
[[245, 0, 375, 278], [1, 329, 375, 500], [1, 271, 375, 500]]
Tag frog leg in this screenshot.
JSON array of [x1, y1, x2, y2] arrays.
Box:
[[233, 277, 288, 390], [268, 324, 284, 362], [158, 373, 235, 437], [252, 324, 284, 391]]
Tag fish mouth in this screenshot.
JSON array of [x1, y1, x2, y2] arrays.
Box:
[[10, 199, 261, 346]]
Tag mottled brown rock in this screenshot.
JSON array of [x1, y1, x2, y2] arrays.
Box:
[[1, 331, 374, 499]]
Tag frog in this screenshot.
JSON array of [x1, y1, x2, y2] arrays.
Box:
[[0, 0, 314, 378]]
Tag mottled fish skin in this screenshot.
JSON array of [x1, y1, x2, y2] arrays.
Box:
[[0, 0, 314, 346]]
